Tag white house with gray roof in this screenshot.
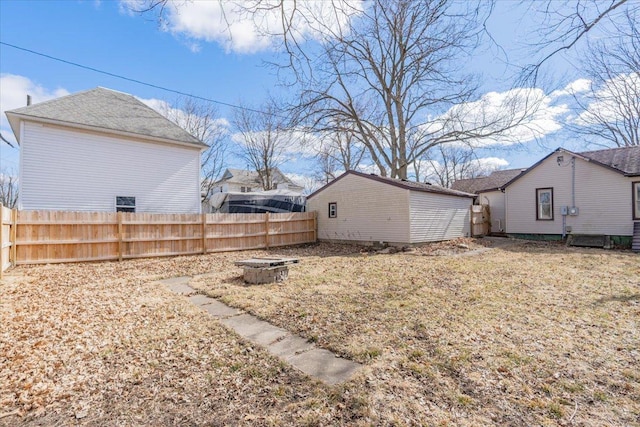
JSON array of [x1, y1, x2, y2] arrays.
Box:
[[502, 146, 640, 249], [212, 168, 304, 194], [307, 170, 475, 245], [5, 87, 207, 214]]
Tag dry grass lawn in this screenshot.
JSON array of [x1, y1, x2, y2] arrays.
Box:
[[1, 238, 639, 426]]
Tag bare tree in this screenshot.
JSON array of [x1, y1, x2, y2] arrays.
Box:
[[133, 1, 547, 180], [292, 1, 544, 179], [0, 168, 18, 208], [520, 0, 637, 83], [567, 10, 639, 147], [158, 96, 228, 200], [315, 127, 367, 183], [232, 100, 291, 190], [416, 145, 502, 188]]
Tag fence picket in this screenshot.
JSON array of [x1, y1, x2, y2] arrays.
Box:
[[1, 209, 315, 267]]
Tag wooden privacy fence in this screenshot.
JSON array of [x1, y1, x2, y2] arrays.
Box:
[[470, 204, 490, 237], [0, 208, 316, 271], [1, 205, 15, 277]]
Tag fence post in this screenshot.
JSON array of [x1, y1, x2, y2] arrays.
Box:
[[264, 212, 270, 249], [0, 206, 4, 279], [313, 211, 317, 242], [117, 211, 123, 262], [201, 213, 207, 254], [469, 205, 474, 238], [10, 208, 17, 267]]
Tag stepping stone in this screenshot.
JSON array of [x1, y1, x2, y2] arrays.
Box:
[[287, 348, 361, 386], [267, 335, 314, 358], [220, 314, 288, 347], [200, 300, 243, 318], [164, 274, 362, 385], [188, 294, 213, 306], [158, 276, 191, 286], [159, 276, 194, 295], [165, 284, 194, 295]]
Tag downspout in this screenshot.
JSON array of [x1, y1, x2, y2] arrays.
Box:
[[571, 157, 576, 208], [564, 156, 575, 240]]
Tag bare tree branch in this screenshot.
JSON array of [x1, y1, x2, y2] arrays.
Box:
[[519, 0, 634, 84], [157, 96, 229, 200], [232, 99, 292, 190], [566, 9, 639, 147], [0, 168, 18, 208], [293, 1, 546, 179]]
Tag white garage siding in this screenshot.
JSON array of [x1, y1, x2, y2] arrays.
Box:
[[19, 122, 202, 213], [307, 173, 411, 244], [409, 191, 471, 243], [506, 154, 633, 236]]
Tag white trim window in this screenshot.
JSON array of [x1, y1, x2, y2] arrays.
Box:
[[536, 188, 553, 220], [116, 196, 136, 213]]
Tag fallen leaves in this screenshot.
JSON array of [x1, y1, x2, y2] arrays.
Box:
[[1, 240, 639, 426]]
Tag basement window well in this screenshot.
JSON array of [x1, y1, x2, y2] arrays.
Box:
[[116, 196, 136, 213]]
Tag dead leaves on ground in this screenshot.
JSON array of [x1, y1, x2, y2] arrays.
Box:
[[1, 240, 639, 426]]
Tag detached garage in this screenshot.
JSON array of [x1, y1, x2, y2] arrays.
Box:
[[307, 170, 475, 245]]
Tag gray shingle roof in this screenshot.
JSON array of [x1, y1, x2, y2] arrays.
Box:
[[579, 146, 640, 176], [451, 169, 526, 194], [308, 170, 475, 199], [5, 87, 206, 147]]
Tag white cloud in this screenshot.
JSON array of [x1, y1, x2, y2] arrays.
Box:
[[474, 156, 510, 170], [0, 74, 69, 130], [230, 127, 315, 162], [421, 87, 568, 148], [572, 72, 639, 126], [550, 78, 592, 98], [284, 172, 323, 195], [139, 97, 230, 140], [122, 0, 364, 54], [0, 74, 70, 152]]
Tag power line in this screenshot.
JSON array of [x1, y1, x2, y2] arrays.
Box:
[[0, 41, 271, 116]]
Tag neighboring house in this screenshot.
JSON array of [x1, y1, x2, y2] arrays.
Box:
[[5, 87, 207, 214], [307, 170, 475, 245], [452, 169, 525, 233], [211, 168, 304, 194], [502, 146, 640, 248]]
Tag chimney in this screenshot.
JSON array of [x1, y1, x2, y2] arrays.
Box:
[[27, 95, 32, 106]]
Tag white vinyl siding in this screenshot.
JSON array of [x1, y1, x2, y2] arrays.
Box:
[[481, 190, 506, 232], [308, 174, 410, 243], [409, 191, 471, 243], [634, 181, 640, 220], [19, 122, 201, 213], [506, 154, 634, 236]]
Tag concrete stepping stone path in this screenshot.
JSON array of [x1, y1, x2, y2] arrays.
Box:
[[158, 277, 360, 385]]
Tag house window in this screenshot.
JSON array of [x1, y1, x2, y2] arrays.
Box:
[[116, 196, 136, 213], [241, 186, 251, 193], [328, 202, 337, 218], [634, 181, 640, 220], [536, 188, 553, 220]]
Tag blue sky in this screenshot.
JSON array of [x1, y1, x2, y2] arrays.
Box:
[[0, 0, 614, 186]]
